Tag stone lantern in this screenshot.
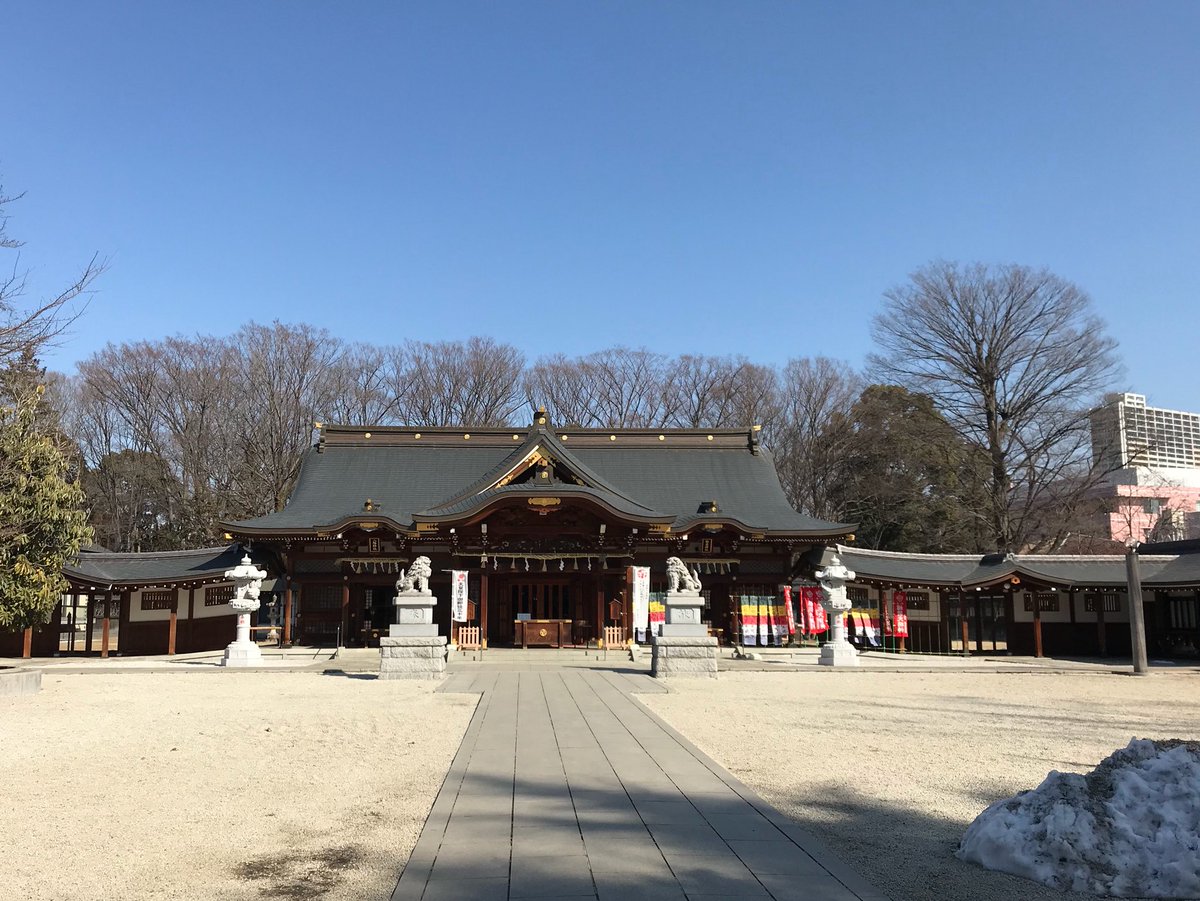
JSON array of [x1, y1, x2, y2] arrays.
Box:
[[816, 552, 859, 667], [222, 554, 268, 667]]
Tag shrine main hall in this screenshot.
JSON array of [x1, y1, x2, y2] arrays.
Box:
[[224, 414, 852, 649]]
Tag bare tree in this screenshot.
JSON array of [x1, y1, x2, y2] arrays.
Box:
[[229, 322, 343, 514], [527, 347, 670, 428], [869, 261, 1121, 552], [0, 183, 104, 365], [400, 337, 525, 426], [325, 342, 406, 426], [769, 357, 862, 521], [524, 353, 600, 426]]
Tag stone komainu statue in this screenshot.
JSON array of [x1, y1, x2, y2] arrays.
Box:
[[396, 556, 433, 594], [666, 556, 702, 593]]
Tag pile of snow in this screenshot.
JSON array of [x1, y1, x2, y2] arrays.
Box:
[[957, 738, 1200, 898]]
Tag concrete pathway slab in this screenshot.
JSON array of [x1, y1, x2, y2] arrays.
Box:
[[396, 669, 887, 901]]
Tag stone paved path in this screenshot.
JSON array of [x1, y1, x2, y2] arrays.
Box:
[[391, 669, 887, 901]]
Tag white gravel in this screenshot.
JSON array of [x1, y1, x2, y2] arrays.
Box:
[[0, 673, 476, 901], [640, 671, 1200, 901]]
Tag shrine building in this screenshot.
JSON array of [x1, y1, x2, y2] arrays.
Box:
[[223, 413, 853, 649]]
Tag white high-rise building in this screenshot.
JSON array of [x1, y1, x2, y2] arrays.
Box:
[[1089, 393, 1200, 543]]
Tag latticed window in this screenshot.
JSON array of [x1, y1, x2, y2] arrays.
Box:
[[140, 590, 175, 611], [205, 585, 235, 607], [1084, 593, 1120, 613], [1023, 593, 1059, 612], [847, 586, 870, 607], [904, 591, 930, 610], [302, 585, 341, 610]]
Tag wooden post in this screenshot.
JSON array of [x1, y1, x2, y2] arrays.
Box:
[[282, 553, 294, 647], [341, 579, 350, 647], [22, 627, 32, 659], [168, 590, 178, 656], [1033, 594, 1043, 658], [187, 587, 196, 653], [101, 601, 110, 659], [85, 593, 94, 655], [595, 577, 604, 644], [960, 595, 970, 657], [1096, 590, 1108, 657], [480, 572, 489, 649], [1126, 545, 1149, 675]]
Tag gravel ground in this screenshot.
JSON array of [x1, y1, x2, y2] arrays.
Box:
[[1, 673, 476, 901], [641, 671, 1200, 901]]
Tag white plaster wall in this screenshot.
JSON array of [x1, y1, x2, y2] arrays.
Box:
[[127, 589, 176, 623], [192, 582, 235, 620]]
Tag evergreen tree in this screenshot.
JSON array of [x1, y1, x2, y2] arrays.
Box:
[[0, 382, 93, 630]]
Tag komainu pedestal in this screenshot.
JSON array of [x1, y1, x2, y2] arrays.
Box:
[[379, 636, 447, 680], [651, 635, 719, 679], [651, 558, 718, 679], [379, 557, 446, 679]]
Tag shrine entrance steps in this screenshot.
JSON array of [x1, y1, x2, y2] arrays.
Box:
[[390, 669, 884, 901]]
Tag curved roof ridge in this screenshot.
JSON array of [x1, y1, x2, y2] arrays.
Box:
[[837, 544, 986, 561], [423, 425, 649, 514]]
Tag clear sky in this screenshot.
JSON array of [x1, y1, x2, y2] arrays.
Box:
[[6, 2, 1199, 411]]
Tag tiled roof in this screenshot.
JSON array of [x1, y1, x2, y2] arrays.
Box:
[[226, 423, 853, 538], [809, 545, 1200, 589], [64, 545, 245, 588]]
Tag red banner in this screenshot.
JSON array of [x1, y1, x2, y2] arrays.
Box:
[[783, 586, 796, 635], [798, 586, 827, 634], [886, 590, 909, 638]]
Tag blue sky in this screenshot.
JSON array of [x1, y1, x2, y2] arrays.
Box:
[[6, 2, 1200, 411]]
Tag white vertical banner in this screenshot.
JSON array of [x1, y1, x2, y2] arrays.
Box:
[[451, 570, 469, 622], [631, 566, 650, 643]]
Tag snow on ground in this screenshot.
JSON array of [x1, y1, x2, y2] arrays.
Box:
[[958, 738, 1200, 898]]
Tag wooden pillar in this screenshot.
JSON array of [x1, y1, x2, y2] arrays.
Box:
[[1033, 594, 1043, 658], [595, 576, 604, 643], [282, 552, 294, 647], [341, 579, 350, 647], [85, 593, 94, 655], [187, 587, 196, 654], [119, 590, 131, 655], [168, 589, 178, 656], [1096, 592, 1108, 657], [480, 572, 489, 649], [960, 595, 970, 657], [22, 626, 33, 659], [101, 601, 110, 659]]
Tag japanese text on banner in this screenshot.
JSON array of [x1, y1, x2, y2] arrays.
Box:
[[631, 566, 650, 642], [451, 570, 469, 622]]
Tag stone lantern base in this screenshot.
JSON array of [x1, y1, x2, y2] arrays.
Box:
[[818, 638, 859, 667], [379, 636, 447, 680], [222, 612, 264, 667], [223, 640, 264, 667]]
